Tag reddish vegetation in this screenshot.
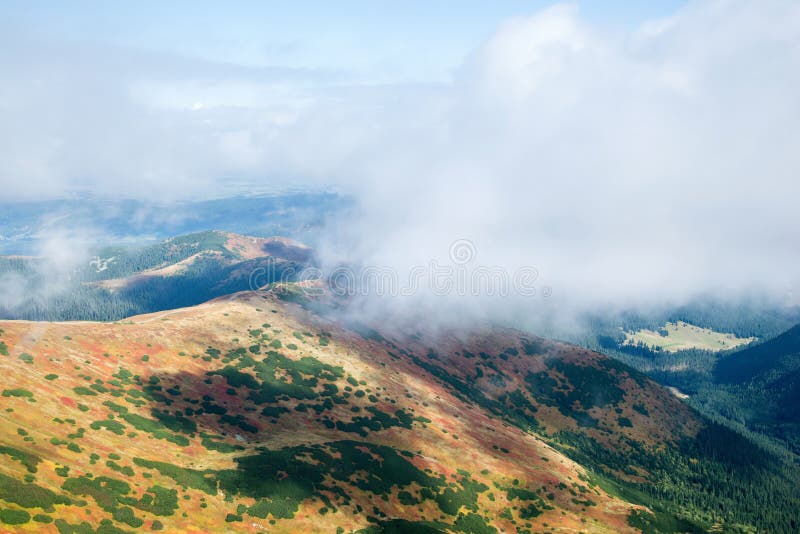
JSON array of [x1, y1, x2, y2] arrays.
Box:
[[0, 290, 696, 532], [221, 232, 312, 262]]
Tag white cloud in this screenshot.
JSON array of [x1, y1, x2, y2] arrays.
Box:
[[1, 1, 799, 320], [0, 229, 95, 311], [305, 0, 800, 318]]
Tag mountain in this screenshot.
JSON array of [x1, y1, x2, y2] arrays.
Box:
[[87, 231, 312, 293], [0, 231, 312, 322], [715, 323, 800, 384], [711, 323, 800, 453], [0, 287, 797, 532]]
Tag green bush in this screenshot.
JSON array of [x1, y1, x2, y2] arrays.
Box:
[[0, 508, 30, 525], [201, 438, 244, 453], [2, 389, 33, 398], [0, 472, 71, 509], [90, 420, 126, 435], [0, 445, 40, 473], [617, 416, 633, 428], [112, 506, 143, 528]]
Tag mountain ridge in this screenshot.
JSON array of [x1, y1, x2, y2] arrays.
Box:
[[0, 290, 639, 533], [0, 288, 797, 532], [0, 231, 313, 322]]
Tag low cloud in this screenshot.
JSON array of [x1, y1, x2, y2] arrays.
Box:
[[308, 2, 800, 323], [2, 1, 799, 324], [0, 229, 94, 311]]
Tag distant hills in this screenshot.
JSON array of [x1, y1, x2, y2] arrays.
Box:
[[0, 287, 797, 532], [579, 301, 800, 459], [0, 230, 313, 321], [712, 323, 800, 454], [715, 323, 800, 383]]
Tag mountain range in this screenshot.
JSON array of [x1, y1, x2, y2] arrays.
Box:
[[0, 230, 313, 321], [0, 284, 798, 532]]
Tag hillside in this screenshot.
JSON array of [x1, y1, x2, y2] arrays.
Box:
[[86, 231, 312, 282], [0, 290, 798, 532], [622, 321, 755, 353], [710, 323, 800, 453], [714, 323, 800, 384], [0, 231, 312, 322], [580, 296, 800, 390]]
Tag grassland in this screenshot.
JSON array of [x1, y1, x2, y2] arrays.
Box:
[[0, 291, 639, 533], [0, 291, 796, 532], [623, 321, 755, 353]]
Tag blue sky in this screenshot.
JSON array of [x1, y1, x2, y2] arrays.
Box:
[[3, 1, 685, 83]]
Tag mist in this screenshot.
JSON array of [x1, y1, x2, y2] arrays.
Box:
[[2, 1, 799, 327], [309, 1, 800, 329], [0, 230, 94, 312]]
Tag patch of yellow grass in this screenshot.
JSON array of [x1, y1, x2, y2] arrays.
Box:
[[623, 321, 755, 353]]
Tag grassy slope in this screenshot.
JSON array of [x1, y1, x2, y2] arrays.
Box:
[[0, 290, 797, 532], [623, 321, 755, 353], [714, 323, 800, 383], [0, 293, 636, 533], [710, 323, 800, 453]]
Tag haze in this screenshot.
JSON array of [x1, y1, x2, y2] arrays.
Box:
[[1, 0, 798, 316]]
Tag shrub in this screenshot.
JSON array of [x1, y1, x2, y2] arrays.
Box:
[[2, 389, 33, 398], [0, 472, 71, 509], [0, 508, 30, 525], [90, 420, 126, 435], [112, 506, 143, 528], [0, 445, 40, 473], [617, 416, 633, 428]]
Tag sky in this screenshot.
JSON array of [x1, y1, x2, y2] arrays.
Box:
[[0, 0, 687, 199], [1, 0, 799, 319], [3, 1, 684, 83]]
